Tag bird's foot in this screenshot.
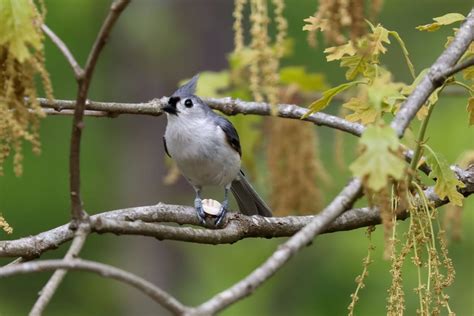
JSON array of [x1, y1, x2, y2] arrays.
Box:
[[215, 203, 228, 226], [194, 198, 206, 225]]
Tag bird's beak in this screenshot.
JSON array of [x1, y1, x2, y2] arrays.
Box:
[[162, 104, 179, 116]]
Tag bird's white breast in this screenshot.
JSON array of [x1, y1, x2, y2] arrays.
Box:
[[164, 116, 241, 187]]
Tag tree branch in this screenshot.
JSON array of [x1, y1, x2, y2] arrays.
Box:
[[0, 165, 471, 259], [0, 259, 188, 315], [69, 0, 131, 223], [189, 178, 362, 314], [391, 8, 474, 136], [442, 57, 474, 79], [41, 24, 83, 79], [38, 97, 364, 136], [29, 225, 89, 316]]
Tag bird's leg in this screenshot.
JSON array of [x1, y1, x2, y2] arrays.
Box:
[[215, 185, 230, 226], [193, 186, 206, 224]]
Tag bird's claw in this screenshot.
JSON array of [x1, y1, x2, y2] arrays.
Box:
[[214, 204, 228, 226], [194, 197, 206, 224]]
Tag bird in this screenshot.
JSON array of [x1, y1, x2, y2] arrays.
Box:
[[162, 75, 272, 225]]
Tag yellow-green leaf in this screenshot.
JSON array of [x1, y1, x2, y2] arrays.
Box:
[[370, 24, 390, 55], [344, 98, 379, 124], [324, 42, 356, 62], [280, 66, 328, 92], [302, 16, 328, 32], [467, 97, 474, 126], [416, 13, 465, 32], [344, 70, 403, 124], [424, 145, 465, 206], [0, 0, 42, 62], [341, 55, 373, 81], [349, 125, 406, 191], [305, 81, 364, 116]]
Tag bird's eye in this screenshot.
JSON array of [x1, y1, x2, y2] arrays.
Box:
[[184, 99, 193, 108]]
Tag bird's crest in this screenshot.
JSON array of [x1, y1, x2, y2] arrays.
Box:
[[172, 74, 199, 97]]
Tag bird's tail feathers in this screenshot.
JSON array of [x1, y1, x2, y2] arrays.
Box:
[[231, 171, 272, 217]]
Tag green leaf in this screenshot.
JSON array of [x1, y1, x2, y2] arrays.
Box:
[[467, 97, 474, 126], [416, 13, 465, 32], [343, 98, 379, 124], [388, 30, 416, 79], [0, 0, 42, 62], [344, 70, 403, 124], [369, 23, 391, 55], [424, 145, 465, 206], [304, 81, 364, 116], [324, 42, 356, 62], [280, 66, 328, 92], [349, 125, 406, 191], [340, 55, 372, 81]]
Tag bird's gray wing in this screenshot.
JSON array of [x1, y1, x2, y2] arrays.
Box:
[[213, 115, 242, 157], [163, 136, 171, 157]]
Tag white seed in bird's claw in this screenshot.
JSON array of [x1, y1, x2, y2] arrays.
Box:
[[202, 199, 221, 217]]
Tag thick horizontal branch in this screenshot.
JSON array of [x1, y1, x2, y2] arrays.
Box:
[[1, 165, 472, 259], [0, 259, 188, 315]]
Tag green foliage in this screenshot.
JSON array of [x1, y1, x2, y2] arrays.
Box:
[[305, 81, 364, 116], [0, 0, 42, 62], [349, 125, 406, 191], [416, 13, 465, 32], [279, 66, 328, 92], [424, 145, 466, 206], [0, 0, 52, 176], [344, 70, 404, 124]]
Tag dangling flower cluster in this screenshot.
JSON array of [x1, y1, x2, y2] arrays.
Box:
[[0, 213, 13, 234], [232, 0, 287, 105], [0, 0, 53, 176], [303, 0, 384, 46]]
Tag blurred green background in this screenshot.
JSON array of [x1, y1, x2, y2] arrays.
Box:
[[0, 0, 472, 315]]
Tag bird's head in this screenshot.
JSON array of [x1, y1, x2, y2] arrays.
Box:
[[163, 74, 210, 121]]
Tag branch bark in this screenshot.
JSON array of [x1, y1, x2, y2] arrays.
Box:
[[29, 225, 89, 316], [69, 0, 131, 223], [0, 259, 188, 315], [41, 24, 83, 79], [391, 9, 474, 136], [0, 164, 471, 259]]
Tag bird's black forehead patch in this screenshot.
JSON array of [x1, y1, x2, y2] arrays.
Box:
[[168, 96, 181, 107]]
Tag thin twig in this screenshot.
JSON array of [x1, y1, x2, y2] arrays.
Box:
[[442, 57, 474, 80], [0, 259, 188, 315], [41, 24, 84, 79], [29, 225, 90, 316], [69, 0, 131, 223]]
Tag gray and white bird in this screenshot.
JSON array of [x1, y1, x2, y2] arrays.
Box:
[[162, 75, 272, 225]]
